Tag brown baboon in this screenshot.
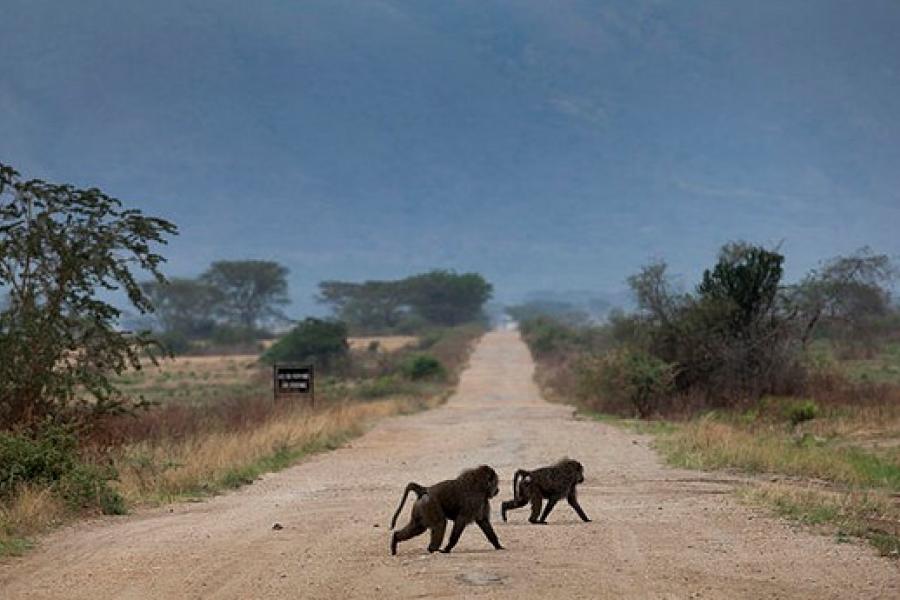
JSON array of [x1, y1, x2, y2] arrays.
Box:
[[501, 458, 591, 524], [389, 465, 504, 555]]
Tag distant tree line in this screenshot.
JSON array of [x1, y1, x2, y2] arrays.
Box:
[[317, 270, 493, 333], [506, 300, 592, 327], [141, 260, 290, 353]]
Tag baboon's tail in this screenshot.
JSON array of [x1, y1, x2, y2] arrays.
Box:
[[389, 482, 427, 530], [512, 469, 530, 499]]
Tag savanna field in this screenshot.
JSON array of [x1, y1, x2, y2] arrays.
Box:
[[1, 327, 482, 556]]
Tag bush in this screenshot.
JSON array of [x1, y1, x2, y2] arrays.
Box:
[[578, 348, 676, 418], [155, 330, 192, 355], [263, 318, 349, 369], [415, 329, 444, 350], [519, 317, 579, 359], [0, 425, 124, 514], [209, 324, 261, 346], [787, 399, 819, 426], [354, 375, 416, 399], [400, 354, 446, 381]]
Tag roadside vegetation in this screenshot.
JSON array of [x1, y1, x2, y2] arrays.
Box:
[[514, 242, 900, 557], [0, 162, 490, 556]]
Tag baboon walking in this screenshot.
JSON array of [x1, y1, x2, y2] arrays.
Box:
[[501, 458, 591, 524], [390, 465, 504, 555]]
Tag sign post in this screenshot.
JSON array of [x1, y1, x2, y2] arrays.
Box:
[[273, 363, 315, 406]]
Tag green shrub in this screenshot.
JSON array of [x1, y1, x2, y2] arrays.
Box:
[[415, 329, 444, 350], [519, 317, 578, 359], [400, 354, 446, 381], [156, 330, 192, 355], [263, 318, 349, 368], [0, 425, 124, 514], [578, 348, 676, 418], [209, 324, 261, 346], [787, 399, 819, 426], [355, 375, 416, 399]]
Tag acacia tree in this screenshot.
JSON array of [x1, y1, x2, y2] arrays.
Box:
[[200, 260, 289, 329], [140, 277, 220, 337], [0, 163, 177, 427], [403, 270, 493, 326], [791, 248, 896, 350], [317, 280, 408, 332]]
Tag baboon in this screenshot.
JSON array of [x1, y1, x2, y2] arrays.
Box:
[[389, 465, 504, 555], [501, 458, 591, 524]]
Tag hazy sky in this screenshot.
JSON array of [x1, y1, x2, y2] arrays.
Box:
[[2, 1, 898, 314]]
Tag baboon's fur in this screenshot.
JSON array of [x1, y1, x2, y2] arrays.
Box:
[[501, 458, 591, 524], [390, 465, 504, 555]]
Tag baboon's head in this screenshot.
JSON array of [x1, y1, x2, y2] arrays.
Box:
[[462, 465, 499, 498], [559, 458, 585, 483]]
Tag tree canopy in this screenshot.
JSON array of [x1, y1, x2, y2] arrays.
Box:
[[201, 260, 289, 329], [317, 270, 492, 332], [0, 162, 177, 427]]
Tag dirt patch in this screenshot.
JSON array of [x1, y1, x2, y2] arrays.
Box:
[[1, 332, 896, 599]]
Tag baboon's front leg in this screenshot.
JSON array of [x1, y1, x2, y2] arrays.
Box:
[[567, 490, 591, 522], [476, 518, 504, 549]]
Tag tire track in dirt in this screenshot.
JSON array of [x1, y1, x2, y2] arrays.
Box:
[[1, 330, 897, 599]]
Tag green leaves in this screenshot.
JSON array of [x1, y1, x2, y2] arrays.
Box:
[[0, 162, 177, 428], [262, 317, 349, 368]]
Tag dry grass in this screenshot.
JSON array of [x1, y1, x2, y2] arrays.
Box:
[[348, 336, 418, 352], [740, 483, 900, 557], [1, 485, 67, 534], [113, 394, 443, 503], [660, 417, 900, 490], [0, 325, 482, 557], [0, 485, 68, 556], [111, 354, 263, 406]]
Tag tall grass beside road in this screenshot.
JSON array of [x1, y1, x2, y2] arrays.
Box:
[[1, 325, 484, 557]]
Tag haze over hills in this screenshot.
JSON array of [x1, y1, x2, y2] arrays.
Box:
[[2, 1, 899, 316]]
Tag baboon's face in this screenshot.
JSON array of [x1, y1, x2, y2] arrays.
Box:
[[481, 466, 500, 498], [489, 473, 499, 498], [568, 460, 585, 483]]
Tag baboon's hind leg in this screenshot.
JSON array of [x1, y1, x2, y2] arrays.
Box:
[[501, 496, 528, 522], [391, 521, 426, 555], [427, 520, 446, 552], [528, 496, 544, 523], [537, 498, 558, 523]]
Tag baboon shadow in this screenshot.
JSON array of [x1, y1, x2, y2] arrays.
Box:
[[502, 519, 590, 527]]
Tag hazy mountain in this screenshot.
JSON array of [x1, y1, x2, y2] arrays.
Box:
[[2, 1, 898, 316]]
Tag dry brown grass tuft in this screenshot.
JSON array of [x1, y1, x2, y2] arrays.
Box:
[[0, 485, 68, 554]]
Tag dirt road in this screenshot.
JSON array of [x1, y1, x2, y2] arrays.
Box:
[[2, 331, 897, 599]]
